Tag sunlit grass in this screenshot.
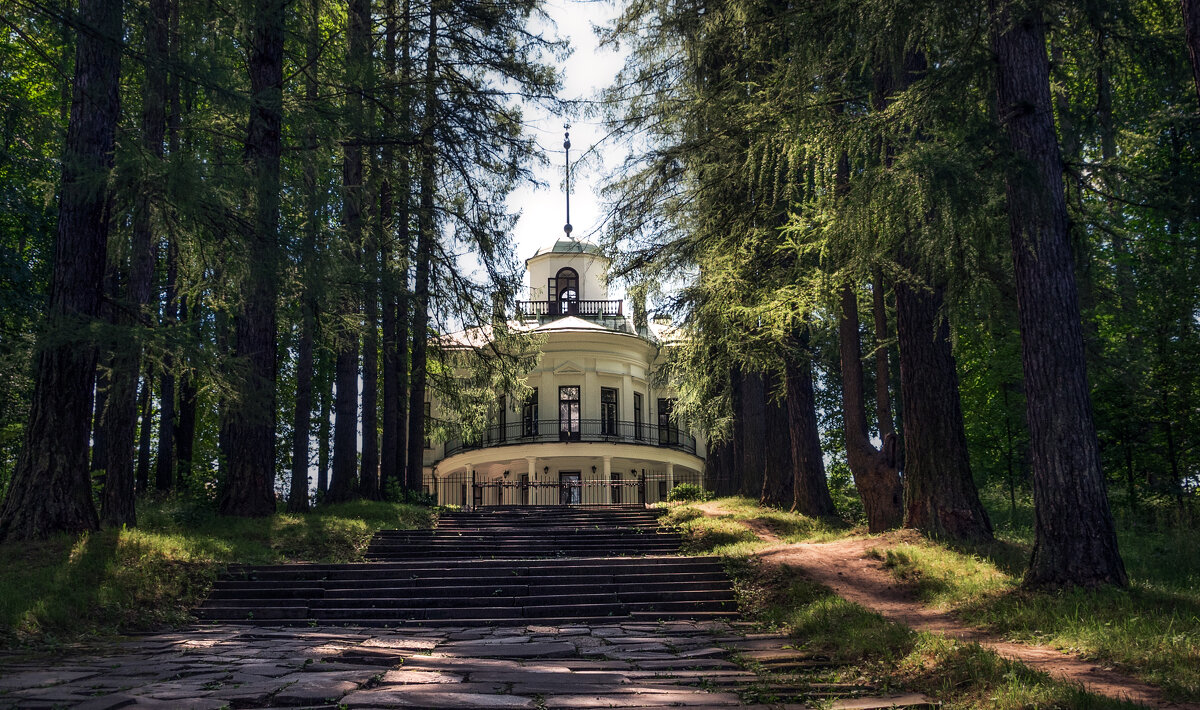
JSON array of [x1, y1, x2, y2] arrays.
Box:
[[866, 496, 1200, 701], [0, 498, 432, 650], [661, 496, 853, 555], [730, 549, 1146, 709]]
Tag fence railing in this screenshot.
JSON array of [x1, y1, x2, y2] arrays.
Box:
[[515, 299, 623, 317], [441, 418, 696, 458], [424, 469, 708, 507]]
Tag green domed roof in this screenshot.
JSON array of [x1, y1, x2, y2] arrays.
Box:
[[529, 238, 607, 259]]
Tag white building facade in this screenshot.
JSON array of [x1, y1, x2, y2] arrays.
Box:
[[422, 238, 707, 507]]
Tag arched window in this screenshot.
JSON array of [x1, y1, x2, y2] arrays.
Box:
[[555, 267, 579, 314]]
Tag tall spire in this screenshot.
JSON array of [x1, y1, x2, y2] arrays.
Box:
[[563, 123, 573, 237]]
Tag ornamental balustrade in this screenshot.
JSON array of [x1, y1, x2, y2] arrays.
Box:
[[441, 418, 696, 458], [515, 299, 623, 317]]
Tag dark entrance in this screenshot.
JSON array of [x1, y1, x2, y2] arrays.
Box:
[[560, 472, 582, 505]]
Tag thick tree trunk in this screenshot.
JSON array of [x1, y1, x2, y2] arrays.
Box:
[[736, 370, 766, 498], [785, 334, 836, 517], [839, 283, 903, 532], [361, 245, 380, 500], [894, 281, 993, 542], [1183, 0, 1200, 105], [406, 1, 439, 492], [0, 0, 121, 542], [760, 372, 793, 507], [991, 1, 1127, 587], [218, 0, 284, 517]]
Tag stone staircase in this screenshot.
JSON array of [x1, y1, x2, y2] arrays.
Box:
[[196, 506, 738, 627]]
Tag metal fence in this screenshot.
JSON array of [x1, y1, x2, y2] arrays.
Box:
[[443, 419, 696, 458], [515, 299, 623, 317], [424, 469, 708, 508]]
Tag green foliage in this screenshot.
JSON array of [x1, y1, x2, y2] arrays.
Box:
[[0, 498, 430, 649], [666, 482, 709, 502], [382, 479, 436, 507]]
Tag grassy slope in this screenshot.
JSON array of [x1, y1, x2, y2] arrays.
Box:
[[664, 495, 1171, 709], [0, 498, 431, 650], [868, 491, 1200, 701]]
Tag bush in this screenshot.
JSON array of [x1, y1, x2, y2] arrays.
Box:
[[384, 479, 437, 506], [667, 482, 710, 502]]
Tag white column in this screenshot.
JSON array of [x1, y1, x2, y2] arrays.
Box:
[[602, 456, 612, 505], [466, 464, 475, 508], [666, 462, 675, 495], [527, 456, 537, 506]]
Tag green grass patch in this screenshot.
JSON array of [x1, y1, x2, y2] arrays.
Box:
[[0, 497, 431, 651], [661, 496, 851, 555], [727, 554, 1146, 709], [870, 530, 1200, 701]]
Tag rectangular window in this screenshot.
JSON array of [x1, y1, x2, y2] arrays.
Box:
[[633, 393, 643, 440], [559, 385, 580, 441], [658, 398, 678, 445], [601, 387, 618, 436], [497, 394, 507, 443], [522, 388, 538, 437]]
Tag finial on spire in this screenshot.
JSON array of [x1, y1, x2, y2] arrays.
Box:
[[563, 123, 573, 237]]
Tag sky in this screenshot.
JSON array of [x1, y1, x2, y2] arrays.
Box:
[[505, 0, 627, 274]]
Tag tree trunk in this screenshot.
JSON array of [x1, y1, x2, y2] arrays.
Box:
[[1183, 0, 1200, 105], [379, 0, 400, 498], [785, 333, 836, 517], [156, 242, 177, 492], [361, 243, 380, 500], [736, 370, 766, 498], [991, 0, 1127, 587], [406, 1, 439, 492], [287, 0, 321, 515], [328, 0, 372, 505], [871, 270, 896, 441], [317, 358, 332, 496], [0, 0, 121, 542], [760, 372, 792, 507], [175, 297, 198, 486], [136, 374, 153, 494], [894, 281, 993, 542], [100, 0, 169, 527], [218, 0, 284, 517], [839, 283, 903, 533]]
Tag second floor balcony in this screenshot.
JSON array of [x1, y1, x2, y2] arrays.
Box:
[[516, 299, 623, 318], [441, 418, 697, 459]]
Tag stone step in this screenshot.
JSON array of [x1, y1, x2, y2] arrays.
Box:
[[212, 574, 733, 594]]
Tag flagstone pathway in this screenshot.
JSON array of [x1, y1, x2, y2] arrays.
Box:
[[0, 621, 933, 709]]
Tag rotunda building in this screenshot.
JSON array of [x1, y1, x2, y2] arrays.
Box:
[[421, 237, 706, 507]]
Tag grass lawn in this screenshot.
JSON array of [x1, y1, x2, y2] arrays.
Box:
[[0, 497, 432, 651], [665, 494, 1191, 708], [866, 495, 1200, 701]]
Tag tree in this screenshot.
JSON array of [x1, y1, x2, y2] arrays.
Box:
[[100, 0, 172, 527], [218, 0, 285, 517], [0, 0, 122, 541], [990, 0, 1127, 587]]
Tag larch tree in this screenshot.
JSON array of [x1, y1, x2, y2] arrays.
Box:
[[218, 0, 285, 517], [0, 0, 123, 541], [990, 0, 1127, 586]]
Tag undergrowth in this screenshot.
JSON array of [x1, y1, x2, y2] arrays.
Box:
[[0, 497, 431, 651]]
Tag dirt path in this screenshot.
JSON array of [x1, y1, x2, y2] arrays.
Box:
[[694, 504, 1197, 709]]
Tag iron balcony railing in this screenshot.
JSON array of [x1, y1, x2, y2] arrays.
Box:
[[442, 418, 696, 458], [515, 299, 623, 317]]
